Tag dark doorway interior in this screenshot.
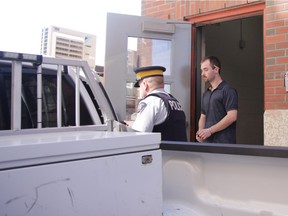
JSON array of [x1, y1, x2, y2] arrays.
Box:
[[196, 15, 264, 145]]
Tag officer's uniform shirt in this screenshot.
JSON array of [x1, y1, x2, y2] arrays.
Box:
[[132, 88, 168, 132], [132, 88, 187, 141]]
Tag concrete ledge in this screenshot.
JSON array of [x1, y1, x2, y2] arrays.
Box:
[[264, 109, 288, 146]]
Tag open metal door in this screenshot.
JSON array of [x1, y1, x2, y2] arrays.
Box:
[[104, 12, 191, 137]]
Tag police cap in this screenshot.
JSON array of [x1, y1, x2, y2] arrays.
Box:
[[134, 66, 166, 88]]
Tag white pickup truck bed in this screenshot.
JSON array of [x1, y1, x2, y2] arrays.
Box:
[[162, 141, 288, 216], [2, 50, 288, 216], [0, 130, 162, 216]]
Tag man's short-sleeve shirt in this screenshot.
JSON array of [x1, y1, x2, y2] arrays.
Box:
[[201, 81, 238, 143]]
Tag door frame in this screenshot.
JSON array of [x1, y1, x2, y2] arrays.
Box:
[[185, 1, 265, 141], [104, 12, 192, 137], [183, 2, 266, 141]]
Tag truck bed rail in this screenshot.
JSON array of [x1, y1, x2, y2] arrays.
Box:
[[0, 51, 118, 132]]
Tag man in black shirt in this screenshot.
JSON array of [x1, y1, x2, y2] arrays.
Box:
[[196, 56, 238, 144]]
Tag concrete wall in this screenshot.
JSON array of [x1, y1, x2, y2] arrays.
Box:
[[264, 110, 288, 146]]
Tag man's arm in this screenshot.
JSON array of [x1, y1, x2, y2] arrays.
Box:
[[196, 110, 238, 141], [198, 114, 206, 130], [196, 114, 206, 142], [209, 109, 238, 134]]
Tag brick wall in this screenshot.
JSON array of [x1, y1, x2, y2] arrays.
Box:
[[265, 0, 288, 109], [142, 0, 259, 19], [142, 0, 288, 110]]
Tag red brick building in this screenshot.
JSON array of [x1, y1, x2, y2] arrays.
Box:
[[141, 0, 288, 145]]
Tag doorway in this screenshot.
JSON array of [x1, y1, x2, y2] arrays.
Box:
[[192, 15, 264, 145]]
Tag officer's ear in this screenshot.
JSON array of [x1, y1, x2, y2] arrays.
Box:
[[142, 79, 148, 88]]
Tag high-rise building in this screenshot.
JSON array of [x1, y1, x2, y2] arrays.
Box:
[[41, 26, 96, 70]]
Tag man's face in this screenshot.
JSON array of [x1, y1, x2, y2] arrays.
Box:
[[200, 59, 218, 83]]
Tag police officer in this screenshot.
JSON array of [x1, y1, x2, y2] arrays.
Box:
[[132, 66, 187, 141]]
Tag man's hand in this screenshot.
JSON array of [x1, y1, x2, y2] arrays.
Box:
[[196, 128, 212, 142]]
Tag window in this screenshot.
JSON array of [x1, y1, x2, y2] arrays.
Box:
[[0, 63, 95, 130]]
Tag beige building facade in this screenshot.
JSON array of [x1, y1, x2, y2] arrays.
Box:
[[41, 26, 96, 70]]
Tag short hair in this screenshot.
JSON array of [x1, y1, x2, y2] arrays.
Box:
[[145, 76, 164, 87], [201, 56, 221, 70]]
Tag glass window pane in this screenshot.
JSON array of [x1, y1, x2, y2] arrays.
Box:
[[125, 37, 172, 122]]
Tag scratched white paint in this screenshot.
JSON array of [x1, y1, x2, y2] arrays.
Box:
[[0, 150, 162, 216], [0, 131, 162, 216]]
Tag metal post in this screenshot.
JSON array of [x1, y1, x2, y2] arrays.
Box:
[[75, 66, 80, 126], [37, 65, 43, 128], [57, 65, 62, 127], [11, 61, 22, 131]]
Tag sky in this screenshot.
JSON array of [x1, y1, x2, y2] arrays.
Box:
[[0, 0, 141, 65]]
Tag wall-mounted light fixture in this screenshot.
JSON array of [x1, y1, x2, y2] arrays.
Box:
[[239, 19, 246, 50]]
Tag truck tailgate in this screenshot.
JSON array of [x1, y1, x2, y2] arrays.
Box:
[[0, 131, 162, 216]]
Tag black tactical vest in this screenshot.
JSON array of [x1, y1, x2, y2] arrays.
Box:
[[146, 93, 187, 141]]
